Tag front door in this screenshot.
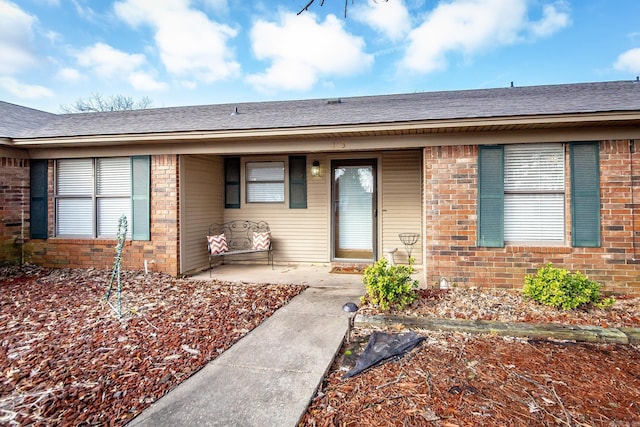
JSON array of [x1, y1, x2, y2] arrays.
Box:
[[332, 159, 377, 261]]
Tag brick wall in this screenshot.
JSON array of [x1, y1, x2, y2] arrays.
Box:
[[0, 157, 30, 265], [424, 141, 640, 295], [24, 155, 181, 276]]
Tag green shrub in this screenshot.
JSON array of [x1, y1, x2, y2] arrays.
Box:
[[523, 263, 614, 310], [362, 258, 419, 310]]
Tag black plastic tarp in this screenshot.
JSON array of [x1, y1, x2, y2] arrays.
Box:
[[343, 331, 425, 379]]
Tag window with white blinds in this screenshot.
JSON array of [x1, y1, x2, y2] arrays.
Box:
[[96, 158, 131, 238], [503, 144, 565, 242], [55, 158, 132, 238], [246, 161, 285, 203]]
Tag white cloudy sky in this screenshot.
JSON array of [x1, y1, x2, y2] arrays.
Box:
[[1, 0, 639, 112]]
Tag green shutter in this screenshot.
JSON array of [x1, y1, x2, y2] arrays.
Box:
[[477, 145, 504, 247], [29, 159, 48, 239], [570, 142, 600, 247], [289, 156, 307, 209], [224, 157, 241, 209], [131, 156, 150, 241]]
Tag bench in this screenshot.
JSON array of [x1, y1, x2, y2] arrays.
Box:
[[207, 220, 273, 276]]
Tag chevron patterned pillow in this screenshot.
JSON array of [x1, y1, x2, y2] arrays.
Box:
[[252, 232, 271, 250], [207, 234, 228, 254]]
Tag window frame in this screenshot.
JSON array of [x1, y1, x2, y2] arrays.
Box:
[[53, 156, 149, 240], [503, 143, 566, 245], [245, 160, 286, 204], [477, 142, 600, 248]]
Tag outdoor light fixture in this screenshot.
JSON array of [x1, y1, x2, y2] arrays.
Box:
[[311, 160, 320, 177], [342, 302, 358, 344]]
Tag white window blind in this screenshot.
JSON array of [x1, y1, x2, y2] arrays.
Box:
[[97, 198, 131, 238], [246, 161, 284, 203], [56, 159, 93, 236], [57, 159, 93, 195], [504, 144, 564, 242], [97, 158, 130, 196], [97, 158, 131, 238], [56, 157, 131, 238], [56, 198, 93, 236]]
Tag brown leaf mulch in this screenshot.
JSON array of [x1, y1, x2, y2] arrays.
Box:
[[301, 288, 640, 426], [302, 330, 640, 426], [0, 265, 304, 426]]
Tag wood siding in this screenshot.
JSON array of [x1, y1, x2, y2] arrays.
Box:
[[223, 155, 329, 264], [381, 151, 423, 265], [180, 155, 223, 273]]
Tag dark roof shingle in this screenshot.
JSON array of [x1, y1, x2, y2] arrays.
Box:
[[5, 80, 640, 140], [0, 101, 57, 138]]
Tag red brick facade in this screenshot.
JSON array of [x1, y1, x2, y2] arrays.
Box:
[[424, 140, 640, 295], [0, 155, 181, 276], [0, 157, 30, 264], [2, 139, 640, 293]]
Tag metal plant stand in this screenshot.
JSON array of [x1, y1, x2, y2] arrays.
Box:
[[105, 215, 128, 317], [399, 232, 420, 260]]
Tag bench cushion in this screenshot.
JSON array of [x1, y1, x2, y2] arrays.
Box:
[[207, 234, 228, 254], [252, 231, 271, 250]]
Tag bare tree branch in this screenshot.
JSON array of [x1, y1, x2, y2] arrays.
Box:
[[298, 0, 350, 18], [297, 0, 388, 18], [60, 93, 153, 113]]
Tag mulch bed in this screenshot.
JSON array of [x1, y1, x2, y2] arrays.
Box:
[[300, 288, 640, 426], [4, 265, 640, 426], [0, 265, 304, 426], [301, 329, 640, 426]]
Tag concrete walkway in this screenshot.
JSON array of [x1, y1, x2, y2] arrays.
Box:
[[128, 285, 364, 427]]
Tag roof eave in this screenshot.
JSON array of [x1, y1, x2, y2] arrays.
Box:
[[9, 111, 640, 148]]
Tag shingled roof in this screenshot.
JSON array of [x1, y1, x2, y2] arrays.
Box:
[[0, 101, 57, 139], [3, 80, 640, 140]]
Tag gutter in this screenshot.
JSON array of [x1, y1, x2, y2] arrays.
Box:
[[10, 111, 640, 148]]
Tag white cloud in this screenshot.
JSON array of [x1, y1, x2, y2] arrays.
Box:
[[0, 76, 54, 99], [400, 0, 570, 74], [247, 12, 373, 92], [74, 42, 167, 91], [0, 0, 38, 74], [128, 71, 168, 91], [614, 48, 640, 74], [56, 67, 82, 82], [352, 0, 411, 41], [528, 2, 570, 37], [75, 42, 146, 77], [180, 80, 197, 90], [72, 0, 97, 21], [114, 0, 240, 83]]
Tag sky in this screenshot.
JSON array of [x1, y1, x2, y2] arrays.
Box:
[[2, 0, 640, 113]]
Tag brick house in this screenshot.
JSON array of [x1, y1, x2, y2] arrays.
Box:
[[1, 80, 639, 293]]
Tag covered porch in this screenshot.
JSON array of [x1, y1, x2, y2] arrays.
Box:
[[179, 149, 425, 278]]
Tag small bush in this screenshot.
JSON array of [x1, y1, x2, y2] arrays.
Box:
[[523, 263, 614, 310], [362, 258, 419, 310]]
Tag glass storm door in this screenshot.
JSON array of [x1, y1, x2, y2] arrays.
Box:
[[332, 159, 377, 261]]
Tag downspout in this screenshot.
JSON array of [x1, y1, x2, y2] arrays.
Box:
[[19, 175, 25, 266], [421, 148, 428, 287], [631, 140, 637, 261], [21, 178, 24, 265]]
